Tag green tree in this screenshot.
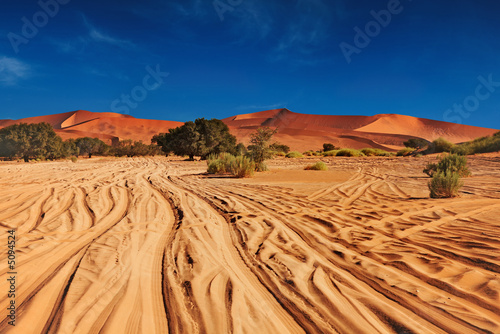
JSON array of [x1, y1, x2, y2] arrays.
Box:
[[247, 127, 277, 170], [0, 123, 64, 161], [152, 118, 237, 160], [323, 143, 338, 152], [75, 137, 109, 158]]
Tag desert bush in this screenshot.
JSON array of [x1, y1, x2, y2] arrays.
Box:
[[323, 143, 339, 152], [286, 151, 303, 158], [360, 148, 392, 156], [229, 156, 255, 178], [270, 143, 290, 154], [428, 171, 463, 198], [304, 161, 328, 171], [206, 152, 235, 174], [397, 147, 415, 156], [322, 150, 339, 157], [70, 156, 78, 163], [255, 162, 268, 172], [336, 149, 365, 157], [451, 134, 500, 155], [427, 137, 454, 153], [436, 154, 471, 177], [274, 151, 286, 157], [423, 163, 438, 177]]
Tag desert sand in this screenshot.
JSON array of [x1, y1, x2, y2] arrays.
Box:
[[0, 155, 499, 333], [1, 109, 497, 150]]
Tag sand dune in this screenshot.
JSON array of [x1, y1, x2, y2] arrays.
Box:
[[223, 109, 498, 151], [0, 156, 499, 333], [1, 109, 497, 150]]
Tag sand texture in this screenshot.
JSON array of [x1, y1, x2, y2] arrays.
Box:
[[1, 156, 500, 333]]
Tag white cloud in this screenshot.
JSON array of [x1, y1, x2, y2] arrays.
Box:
[[82, 14, 134, 49], [0, 56, 30, 86]]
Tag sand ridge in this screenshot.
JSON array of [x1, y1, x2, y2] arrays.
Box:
[[0, 156, 499, 333]]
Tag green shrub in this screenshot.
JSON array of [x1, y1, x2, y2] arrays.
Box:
[[360, 148, 391, 156], [71, 156, 78, 163], [286, 151, 303, 158], [428, 137, 454, 153], [304, 161, 328, 171], [428, 171, 463, 198], [397, 147, 416, 156], [436, 154, 471, 177], [322, 150, 339, 157], [323, 143, 339, 152], [274, 151, 286, 157], [206, 152, 235, 174], [230, 156, 255, 178], [336, 149, 365, 157], [255, 162, 268, 172], [403, 138, 429, 150], [451, 134, 500, 155]]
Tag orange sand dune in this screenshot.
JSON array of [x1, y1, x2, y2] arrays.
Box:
[[223, 109, 498, 151], [0, 110, 183, 144], [1, 109, 497, 150]]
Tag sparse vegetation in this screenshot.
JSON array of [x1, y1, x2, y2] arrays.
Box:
[[336, 149, 365, 157], [423, 154, 470, 178], [247, 127, 277, 170], [428, 171, 463, 198], [304, 161, 328, 171], [206, 153, 254, 178], [70, 156, 78, 163], [403, 138, 429, 150], [360, 148, 392, 156], [322, 150, 340, 157], [229, 156, 255, 178], [270, 143, 290, 154], [426, 154, 470, 198], [397, 147, 416, 157], [286, 151, 303, 158], [451, 132, 500, 155], [427, 137, 454, 154]]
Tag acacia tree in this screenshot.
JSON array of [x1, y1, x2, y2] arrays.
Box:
[[75, 137, 108, 158], [247, 127, 277, 171], [0, 122, 64, 161], [152, 118, 237, 160]]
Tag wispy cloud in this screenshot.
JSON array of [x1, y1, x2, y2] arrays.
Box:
[[0, 56, 30, 86], [83, 15, 135, 48]]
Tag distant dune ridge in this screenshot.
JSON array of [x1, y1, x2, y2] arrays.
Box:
[[0, 109, 497, 151]]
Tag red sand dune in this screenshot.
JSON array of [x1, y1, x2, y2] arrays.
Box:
[[222, 109, 498, 151], [0, 109, 497, 150]]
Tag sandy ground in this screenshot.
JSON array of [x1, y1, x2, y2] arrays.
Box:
[[0, 155, 499, 333]]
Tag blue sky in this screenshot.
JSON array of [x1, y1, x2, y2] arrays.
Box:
[[1, 0, 499, 129]]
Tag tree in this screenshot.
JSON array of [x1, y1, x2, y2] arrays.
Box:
[[323, 143, 338, 152], [403, 138, 429, 150], [0, 122, 64, 161], [152, 118, 237, 160], [75, 137, 109, 158], [247, 127, 277, 170]]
